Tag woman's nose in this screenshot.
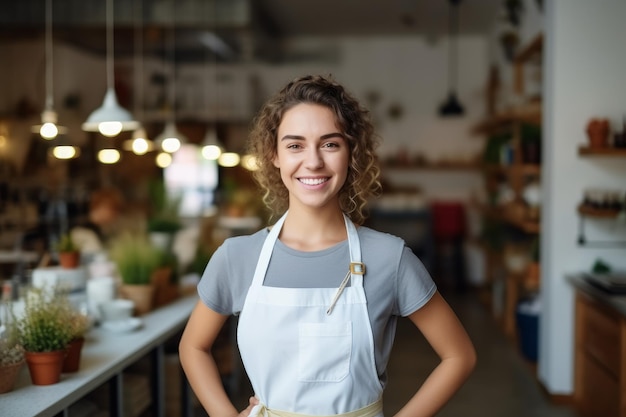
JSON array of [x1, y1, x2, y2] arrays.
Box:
[[305, 148, 324, 169]]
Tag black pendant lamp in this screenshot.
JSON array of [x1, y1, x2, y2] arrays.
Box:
[[439, 0, 465, 117]]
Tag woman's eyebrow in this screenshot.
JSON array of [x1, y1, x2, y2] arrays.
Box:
[[279, 132, 344, 141]]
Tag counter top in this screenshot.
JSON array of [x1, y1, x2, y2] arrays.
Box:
[[2, 294, 198, 417], [566, 274, 626, 317]]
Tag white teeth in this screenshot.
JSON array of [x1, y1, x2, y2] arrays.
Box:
[[299, 178, 327, 185]]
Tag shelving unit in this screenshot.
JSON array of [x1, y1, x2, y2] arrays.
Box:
[[472, 33, 544, 343], [576, 148, 626, 247]]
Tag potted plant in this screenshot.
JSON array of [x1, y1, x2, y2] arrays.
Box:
[[55, 233, 81, 269], [62, 308, 90, 373], [108, 233, 163, 315], [0, 301, 25, 394], [147, 180, 182, 252], [15, 286, 73, 385]]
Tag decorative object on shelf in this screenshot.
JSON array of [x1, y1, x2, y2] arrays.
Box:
[[55, 232, 80, 269], [16, 286, 74, 385], [30, 0, 67, 141], [585, 118, 610, 148], [82, 0, 138, 137], [521, 123, 541, 164], [438, 0, 465, 117]]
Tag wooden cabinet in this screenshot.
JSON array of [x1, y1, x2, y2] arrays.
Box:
[[574, 291, 626, 417]]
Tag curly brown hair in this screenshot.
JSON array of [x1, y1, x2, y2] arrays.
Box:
[[247, 74, 381, 225]]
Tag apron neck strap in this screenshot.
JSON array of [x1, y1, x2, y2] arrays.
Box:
[[250, 212, 363, 288]]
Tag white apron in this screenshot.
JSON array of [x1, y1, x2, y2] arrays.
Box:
[[237, 213, 384, 417]]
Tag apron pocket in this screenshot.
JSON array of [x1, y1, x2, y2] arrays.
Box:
[[298, 322, 352, 382]]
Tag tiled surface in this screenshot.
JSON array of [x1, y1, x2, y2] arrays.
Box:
[[197, 292, 578, 417]]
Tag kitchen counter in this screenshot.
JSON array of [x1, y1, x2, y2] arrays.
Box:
[[2, 294, 198, 417], [566, 274, 626, 317], [567, 274, 626, 417]]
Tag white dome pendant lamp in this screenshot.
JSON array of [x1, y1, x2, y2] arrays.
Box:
[[31, 0, 67, 140], [82, 0, 139, 137], [124, 0, 154, 156], [154, 1, 187, 155]]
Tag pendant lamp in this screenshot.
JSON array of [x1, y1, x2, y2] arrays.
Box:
[[438, 0, 465, 117], [83, 0, 138, 136], [31, 0, 67, 140], [154, 1, 188, 154], [124, 0, 154, 155]]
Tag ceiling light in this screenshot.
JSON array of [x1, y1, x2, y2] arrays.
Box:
[[438, 0, 465, 117], [98, 148, 121, 164], [201, 127, 223, 160], [52, 145, 79, 160], [154, 121, 188, 153], [82, 0, 138, 136], [156, 152, 172, 168], [218, 152, 240, 167], [31, 0, 67, 140]]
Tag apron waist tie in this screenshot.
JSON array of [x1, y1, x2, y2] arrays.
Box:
[[249, 399, 383, 417]]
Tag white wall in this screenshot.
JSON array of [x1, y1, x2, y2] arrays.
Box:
[[540, 0, 626, 394]]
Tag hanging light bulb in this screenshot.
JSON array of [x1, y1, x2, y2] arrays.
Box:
[[201, 127, 223, 160], [218, 152, 240, 168], [52, 145, 79, 160], [156, 152, 173, 168], [82, 0, 138, 136], [154, 121, 188, 153], [31, 0, 67, 140], [98, 148, 121, 164], [127, 0, 154, 154], [438, 0, 465, 117]]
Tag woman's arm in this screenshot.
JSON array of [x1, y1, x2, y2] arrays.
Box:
[[179, 300, 258, 417], [394, 291, 476, 417]]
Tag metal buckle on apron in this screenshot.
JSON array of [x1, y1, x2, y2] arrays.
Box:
[[349, 262, 365, 275], [327, 262, 365, 315]]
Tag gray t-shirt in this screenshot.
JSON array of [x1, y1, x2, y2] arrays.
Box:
[[197, 225, 436, 384]]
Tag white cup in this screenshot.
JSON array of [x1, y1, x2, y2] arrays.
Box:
[[86, 276, 117, 320]]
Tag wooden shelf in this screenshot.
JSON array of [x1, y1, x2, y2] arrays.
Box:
[[483, 164, 541, 177], [578, 146, 626, 157], [480, 205, 541, 234], [514, 34, 543, 95], [577, 204, 621, 219], [382, 162, 481, 171], [472, 104, 542, 135]]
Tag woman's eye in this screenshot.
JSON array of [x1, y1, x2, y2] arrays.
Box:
[[322, 142, 339, 148], [286, 143, 302, 150]]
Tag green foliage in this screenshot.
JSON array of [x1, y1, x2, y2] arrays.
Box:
[[55, 233, 79, 252], [186, 244, 217, 276], [483, 133, 512, 165], [147, 179, 182, 233], [108, 233, 163, 285], [16, 287, 74, 353], [521, 123, 542, 145]]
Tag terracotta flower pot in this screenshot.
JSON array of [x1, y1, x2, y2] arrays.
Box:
[[120, 284, 155, 316], [59, 251, 80, 269], [63, 337, 85, 373], [25, 350, 66, 385], [0, 360, 25, 393]]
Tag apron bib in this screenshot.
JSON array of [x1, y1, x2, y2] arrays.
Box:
[[238, 213, 383, 417]]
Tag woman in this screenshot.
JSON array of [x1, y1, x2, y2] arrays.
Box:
[[179, 75, 476, 417]]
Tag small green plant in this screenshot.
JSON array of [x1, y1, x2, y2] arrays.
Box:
[[55, 233, 79, 253], [108, 233, 163, 285], [15, 287, 73, 353]]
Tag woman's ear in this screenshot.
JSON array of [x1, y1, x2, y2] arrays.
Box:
[[272, 154, 280, 168]]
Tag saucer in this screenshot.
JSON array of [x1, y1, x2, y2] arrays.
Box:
[[101, 317, 143, 333]]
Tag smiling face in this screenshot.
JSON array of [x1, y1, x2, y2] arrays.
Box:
[[273, 103, 350, 213]]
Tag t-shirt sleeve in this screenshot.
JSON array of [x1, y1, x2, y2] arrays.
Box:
[[396, 246, 437, 317], [197, 241, 235, 315]]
